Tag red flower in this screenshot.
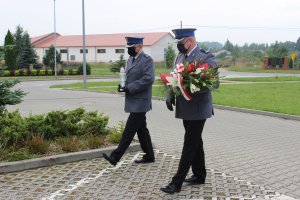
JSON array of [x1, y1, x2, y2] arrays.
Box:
[[185, 63, 195, 73], [196, 63, 209, 70]]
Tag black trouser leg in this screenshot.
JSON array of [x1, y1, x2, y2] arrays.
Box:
[[191, 136, 206, 180], [136, 114, 155, 161], [110, 112, 149, 161], [171, 119, 206, 187]]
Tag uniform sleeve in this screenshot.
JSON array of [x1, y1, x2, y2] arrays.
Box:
[[126, 57, 155, 94]]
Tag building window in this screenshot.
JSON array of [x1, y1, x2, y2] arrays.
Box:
[[70, 55, 75, 61], [45, 50, 49, 54], [80, 49, 88, 53], [115, 49, 125, 53], [97, 49, 106, 53], [60, 49, 68, 53]]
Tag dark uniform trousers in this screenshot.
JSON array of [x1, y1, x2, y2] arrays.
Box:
[[172, 119, 207, 186], [110, 112, 155, 162]]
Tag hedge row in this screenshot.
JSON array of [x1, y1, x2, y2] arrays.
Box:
[[0, 69, 80, 77], [0, 107, 109, 146]]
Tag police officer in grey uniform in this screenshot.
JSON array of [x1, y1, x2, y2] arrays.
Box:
[[103, 36, 155, 165], [161, 28, 219, 194]]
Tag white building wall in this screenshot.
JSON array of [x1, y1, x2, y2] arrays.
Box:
[[34, 34, 175, 63], [150, 34, 176, 62], [35, 48, 44, 63]]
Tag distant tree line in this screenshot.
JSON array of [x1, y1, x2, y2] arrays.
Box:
[[212, 37, 300, 67]]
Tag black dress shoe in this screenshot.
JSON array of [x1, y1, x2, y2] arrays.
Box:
[[184, 175, 205, 185], [102, 153, 117, 166], [134, 158, 155, 164], [160, 182, 181, 194]]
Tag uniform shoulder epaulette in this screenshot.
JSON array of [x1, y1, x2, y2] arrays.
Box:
[[143, 54, 150, 58], [200, 49, 209, 54]]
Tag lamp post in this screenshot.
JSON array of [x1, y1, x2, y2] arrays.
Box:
[[82, 0, 87, 88], [54, 0, 57, 77]]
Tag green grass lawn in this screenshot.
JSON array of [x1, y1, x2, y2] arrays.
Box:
[[213, 82, 300, 116], [224, 76, 300, 82], [90, 62, 172, 77], [227, 66, 300, 74], [51, 78, 300, 116], [90, 63, 118, 76]]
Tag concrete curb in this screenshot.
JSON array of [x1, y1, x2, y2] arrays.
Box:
[[0, 144, 141, 174], [213, 104, 300, 121]]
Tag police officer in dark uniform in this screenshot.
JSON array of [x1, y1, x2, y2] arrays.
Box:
[[161, 28, 219, 194], [103, 36, 155, 165]]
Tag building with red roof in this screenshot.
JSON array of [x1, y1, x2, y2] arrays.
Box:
[[31, 32, 175, 63]]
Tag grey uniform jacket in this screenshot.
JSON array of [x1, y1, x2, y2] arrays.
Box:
[[124, 52, 155, 113], [173, 46, 218, 120]]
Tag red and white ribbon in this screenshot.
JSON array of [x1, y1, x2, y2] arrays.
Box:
[[174, 64, 192, 101]]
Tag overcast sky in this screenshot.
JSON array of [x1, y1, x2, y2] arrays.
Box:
[[1, 0, 300, 46]]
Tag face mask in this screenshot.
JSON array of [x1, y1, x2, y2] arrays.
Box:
[[127, 47, 137, 57], [177, 43, 188, 54]]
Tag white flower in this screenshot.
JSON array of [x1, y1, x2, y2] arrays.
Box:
[[166, 74, 178, 87], [194, 68, 202, 74], [190, 83, 200, 93]]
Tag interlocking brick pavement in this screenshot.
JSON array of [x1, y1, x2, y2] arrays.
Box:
[[0, 150, 293, 200]]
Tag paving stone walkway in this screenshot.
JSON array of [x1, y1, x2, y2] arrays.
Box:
[[0, 150, 296, 200]]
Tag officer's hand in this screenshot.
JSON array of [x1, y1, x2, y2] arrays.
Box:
[[166, 93, 175, 111], [117, 84, 129, 93]]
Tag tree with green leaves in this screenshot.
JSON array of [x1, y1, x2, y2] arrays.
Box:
[[166, 44, 176, 68], [296, 37, 300, 52], [4, 30, 16, 70], [110, 54, 126, 72], [43, 45, 61, 69], [14, 25, 37, 68], [231, 45, 241, 65], [14, 25, 24, 67], [0, 79, 26, 116], [223, 39, 234, 52], [0, 46, 4, 63], [272, 41, 288, 57], [199, 43, 208, 51], [18, 32, 37, 68]]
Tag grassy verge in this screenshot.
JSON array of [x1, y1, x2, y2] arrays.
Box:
[[227, 66, 300, 74], [224, 76, 300, 82], [51, 78, 300, 116], [213, 82, 300, 116]]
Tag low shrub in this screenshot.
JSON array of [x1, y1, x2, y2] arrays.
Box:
[[107, 121, 125, 144], [19, 69, 27, 76], [0, 108, 113, 161], [77, 63, 91, 75], [3, 70, 10, 76], [0, 142, 8, 161], [14, 70, 20, 76], [57, 136, 82, 152], [6, 148, 35, 161], [81, 111, 109, 135], [29, 69, 37, 76], [27, 134, 50, 154], [0, 110, 29, 146], [85, 134, 105, 149], [39, 70, 46, 76]]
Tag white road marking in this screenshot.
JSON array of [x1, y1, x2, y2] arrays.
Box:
[[42, 153, 141, 200]]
